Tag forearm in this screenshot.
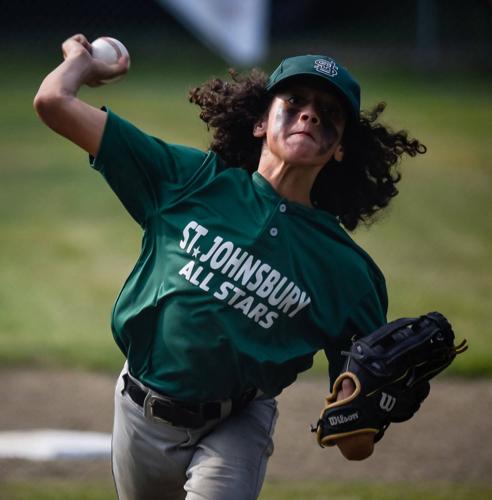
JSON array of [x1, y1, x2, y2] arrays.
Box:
[[34, 54, 98, 138], [33, 34, 129, 156], [34, 33, 96, 113], [35, 55, 91, 103], [33, 56, 105, 155]]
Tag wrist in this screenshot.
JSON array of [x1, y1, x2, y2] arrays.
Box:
[[34, 54, 92, 114], [58, 53, 94, 95]]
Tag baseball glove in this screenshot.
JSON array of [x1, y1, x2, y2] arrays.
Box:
[[313, 312, 468, 447]]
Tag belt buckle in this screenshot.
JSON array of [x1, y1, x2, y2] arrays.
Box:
[[143, 392, 173, 424]]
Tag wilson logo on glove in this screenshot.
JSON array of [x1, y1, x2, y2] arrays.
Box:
[[328, 412, 359, 426], [379, 393, 397, 412]]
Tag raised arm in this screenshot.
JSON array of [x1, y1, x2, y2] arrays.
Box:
[[33, 34, 129, 157]]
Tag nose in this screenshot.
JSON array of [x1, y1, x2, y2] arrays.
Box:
[[300, 104, 320, 125]]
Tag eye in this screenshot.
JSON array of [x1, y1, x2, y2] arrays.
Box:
[[286, 95, 302, 106]]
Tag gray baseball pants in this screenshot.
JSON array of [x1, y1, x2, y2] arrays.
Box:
[[112, 365, 278, 500]]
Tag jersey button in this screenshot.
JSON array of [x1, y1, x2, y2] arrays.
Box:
[[279, 203, 287, 213], [269, 227, 278, 237]]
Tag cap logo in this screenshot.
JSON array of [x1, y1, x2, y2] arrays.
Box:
[[314, 58, 338, 77]]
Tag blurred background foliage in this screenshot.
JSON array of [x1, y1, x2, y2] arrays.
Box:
[[0, 0, 491, 376]]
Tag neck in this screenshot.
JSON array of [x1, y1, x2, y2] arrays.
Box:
[[257, 155, 323, 208]]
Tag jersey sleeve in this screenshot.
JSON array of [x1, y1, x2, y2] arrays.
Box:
[[90, 108, 211, 226], [325, 278, 388, 388]]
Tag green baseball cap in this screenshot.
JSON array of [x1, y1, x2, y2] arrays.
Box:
[[266, 54, 360, 121]]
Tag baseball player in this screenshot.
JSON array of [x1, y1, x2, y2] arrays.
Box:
[[34, 34, 426, 499]]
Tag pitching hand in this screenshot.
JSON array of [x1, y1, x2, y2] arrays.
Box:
[[61, 34, 129, 87]]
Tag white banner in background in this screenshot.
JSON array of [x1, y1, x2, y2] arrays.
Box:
[[155, 0, 270, 65], [0, 430, 111, 460]]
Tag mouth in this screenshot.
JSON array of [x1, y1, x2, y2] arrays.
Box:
[[291, 130, 315, 141]]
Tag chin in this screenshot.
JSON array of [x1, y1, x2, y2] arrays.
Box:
[[282, 149, 315, 165], [283, 144, 331, 168], [286, 153, 328, 169]]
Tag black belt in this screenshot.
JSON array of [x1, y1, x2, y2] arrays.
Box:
[[122, 374, 257, 429]]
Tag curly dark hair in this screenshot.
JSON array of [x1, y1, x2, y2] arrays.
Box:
[[189, 69, 426, 231]]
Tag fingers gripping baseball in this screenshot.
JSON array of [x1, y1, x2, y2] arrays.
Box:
[[62, 34, 93, 59], [61, 34, 129, 87]]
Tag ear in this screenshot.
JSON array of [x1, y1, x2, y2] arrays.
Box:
[[334, 144, 344, 162], [253, 116, 267, 138]]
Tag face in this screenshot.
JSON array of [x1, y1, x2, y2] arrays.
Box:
[[254, 79, 347, 169]]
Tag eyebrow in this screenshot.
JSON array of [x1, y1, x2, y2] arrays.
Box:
[[287, 85, 340, 98], [282, 89, 343, 108]]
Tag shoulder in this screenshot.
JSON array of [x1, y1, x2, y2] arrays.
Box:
[[317, 217, 385, 283], [150, 138, 210, 165], [105, 108, 209, 161], [318, 220, 388, 310]]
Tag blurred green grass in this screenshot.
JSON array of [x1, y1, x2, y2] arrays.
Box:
[[2, 480, 492, 500], [1, 57, 490, 375]]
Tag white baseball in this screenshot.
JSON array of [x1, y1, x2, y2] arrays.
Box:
[[90, 37, 130, 83]]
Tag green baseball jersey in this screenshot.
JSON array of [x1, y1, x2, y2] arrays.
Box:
[[90, 109, 388, 402]]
